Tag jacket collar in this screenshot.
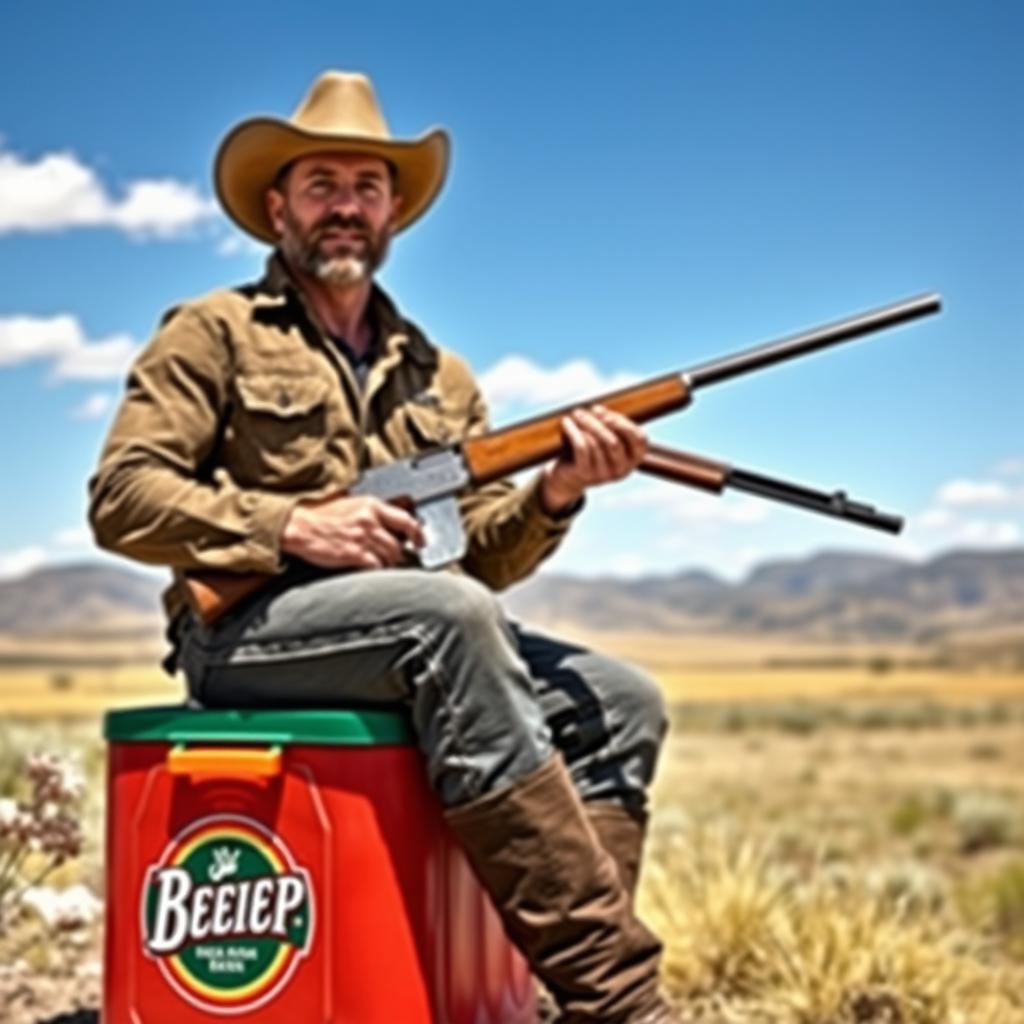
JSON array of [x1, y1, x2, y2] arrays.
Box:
[[254, 252, 437, 368]]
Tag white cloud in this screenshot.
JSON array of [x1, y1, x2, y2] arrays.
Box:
[[54, 335, 136, 380], [0, 315, 137, 381], [602, 554, 653, 577], [108, 179, 216, 237], [729, 545, 771, 578], [0, 526, 109, 581], [0, 145, 217, 238], [605, 478, 770, 525], [953, 519, 1021, 546], [69, 392, 114, 420], [478, 355, 638, 415], [53, 526, 92, 548], [216, 232, 265, 258], [0, 546, 49, 579], [936, 479, 1012, 506], [994, 457, 1024, 478], [918, 507, 953, 529], [0, 535, 161, 583]]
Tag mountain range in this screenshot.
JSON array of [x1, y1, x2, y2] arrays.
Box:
[[0, 549, 1021, 650]]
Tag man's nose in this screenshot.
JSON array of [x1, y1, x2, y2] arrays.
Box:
[[327, 184, 362, 216]]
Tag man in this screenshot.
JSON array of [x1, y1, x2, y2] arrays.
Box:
[[89, 71, 678, 1023]]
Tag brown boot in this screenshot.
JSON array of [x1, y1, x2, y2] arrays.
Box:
[[445, 755, 672, 1023], [585, 803, 648, 902], [538, 804, 657, 1020]]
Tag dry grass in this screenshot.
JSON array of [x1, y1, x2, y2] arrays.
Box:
[[653, 668, 1024, 706], [0, 664, 178, 715], [2, 644, 1024, 1021], [643, 830, 1024, 1023], [642, 717, 1024, 1023]]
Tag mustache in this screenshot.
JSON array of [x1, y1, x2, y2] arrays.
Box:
[[313, 214, 370, 239]]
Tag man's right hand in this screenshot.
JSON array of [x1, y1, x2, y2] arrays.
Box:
[[281, 493, 426, 569]]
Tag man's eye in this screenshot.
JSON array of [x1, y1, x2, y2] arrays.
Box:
[[358, 182, 380, 197], [308, 181, 331, 196]]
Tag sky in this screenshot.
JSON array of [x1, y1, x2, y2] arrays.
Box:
[[0, 0, 1020, 583]]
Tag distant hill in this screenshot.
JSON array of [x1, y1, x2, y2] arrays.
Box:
[[0, 563, 164, 635], [503, 548, 1024, 645], [0, 549, 1022, 649]]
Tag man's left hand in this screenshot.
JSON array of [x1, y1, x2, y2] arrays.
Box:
[[539, 404, 648, 515]]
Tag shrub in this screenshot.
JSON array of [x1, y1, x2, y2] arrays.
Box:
[[643, 828, 1024, 1023], [890, 795, 930, 838], [959, 859, 1024, 960], [953, 793, 1019, 854], [0, 753, 85, 935]]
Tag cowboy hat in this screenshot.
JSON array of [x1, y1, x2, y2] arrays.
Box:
[[214, 71, 450, 243]]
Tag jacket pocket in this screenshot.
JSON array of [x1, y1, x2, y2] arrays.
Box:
[[232, 374, 332, 485]]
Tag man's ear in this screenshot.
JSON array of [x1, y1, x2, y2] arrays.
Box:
[[388, 192, 404, 230], [265, 187, 286, 236]]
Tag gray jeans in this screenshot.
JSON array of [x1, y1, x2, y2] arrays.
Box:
[[179, 567, 667, 811]]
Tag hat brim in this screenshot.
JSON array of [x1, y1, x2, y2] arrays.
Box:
[[214, 117, 450, 243]]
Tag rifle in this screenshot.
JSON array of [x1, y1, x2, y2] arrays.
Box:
[[183, 293, 940, 626]]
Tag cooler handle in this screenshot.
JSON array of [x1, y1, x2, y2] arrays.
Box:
[[166, 744, 283, 777]]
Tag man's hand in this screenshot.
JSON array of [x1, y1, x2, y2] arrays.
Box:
[[539, 404, 648, 515], [281, 493, 426, 569]]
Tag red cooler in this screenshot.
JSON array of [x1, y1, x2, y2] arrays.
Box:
[[103, 705, 537, 1023]]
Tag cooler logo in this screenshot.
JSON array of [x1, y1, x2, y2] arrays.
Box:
[[142, 814, 314, 1015]]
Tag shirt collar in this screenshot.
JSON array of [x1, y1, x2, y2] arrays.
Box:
[[255, 251, 437, 368]]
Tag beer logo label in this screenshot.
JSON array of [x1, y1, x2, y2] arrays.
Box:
[[142, 814, 315, 1014]]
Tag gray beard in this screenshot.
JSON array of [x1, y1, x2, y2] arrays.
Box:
[[280, 217, 390, 288], [314, 254, 370, 287]]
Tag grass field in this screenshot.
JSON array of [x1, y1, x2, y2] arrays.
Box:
[[2, 626, 1022, 714], [1, 633, 1023, 1022]]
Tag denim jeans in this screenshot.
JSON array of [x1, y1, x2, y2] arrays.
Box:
[[179, 566, 667, 811]]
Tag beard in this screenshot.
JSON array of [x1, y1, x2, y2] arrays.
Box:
[[280, 207, 391, 287]]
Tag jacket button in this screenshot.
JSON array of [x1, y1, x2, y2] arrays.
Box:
[[277, 390, 291, 409]]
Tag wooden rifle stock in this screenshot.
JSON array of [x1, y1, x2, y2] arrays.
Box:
[[178, 568, 271, 630], [461, 373, 691, 483]]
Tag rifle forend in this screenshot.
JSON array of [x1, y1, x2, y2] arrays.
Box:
[[463, 374, 690, 483]]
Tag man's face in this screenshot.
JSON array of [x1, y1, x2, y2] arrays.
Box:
[[266, 153, 402, 287]]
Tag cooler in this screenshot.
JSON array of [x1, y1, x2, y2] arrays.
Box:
[[103, 705, 537, 1023]]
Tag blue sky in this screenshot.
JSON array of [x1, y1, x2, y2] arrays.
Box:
[[0, 0, 1020, 581]]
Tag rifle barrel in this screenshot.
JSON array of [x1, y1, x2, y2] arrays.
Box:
[[683, 293, 941, 391], [727, 467, 904, 534]]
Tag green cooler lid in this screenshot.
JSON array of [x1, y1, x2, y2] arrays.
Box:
[[104, 705, 414, 746]]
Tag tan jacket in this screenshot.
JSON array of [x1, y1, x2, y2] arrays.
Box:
[[88, 255, 577, 625]]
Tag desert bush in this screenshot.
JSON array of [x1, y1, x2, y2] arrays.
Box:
[[0, 753, 85, 935], [774, 702, 825, 737], [984, 701, 1013, 726], [889, 795, 930, 838], [958, 859, 1024, 960], [953, 792, 1019, 854], [968, 741, 1005, 761], [866, 860, 947, 915]]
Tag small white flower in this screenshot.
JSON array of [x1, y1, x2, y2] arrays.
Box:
[[0, 798, 18, 828], [21, 883, 101, 929]]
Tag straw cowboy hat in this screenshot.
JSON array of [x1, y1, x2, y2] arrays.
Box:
[[215, 71, 450, 243]]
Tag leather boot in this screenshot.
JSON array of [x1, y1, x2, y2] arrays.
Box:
[[585, 803, 648, 902], [444, 755, 674, 1023], [537, 803, 652, 1020]]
